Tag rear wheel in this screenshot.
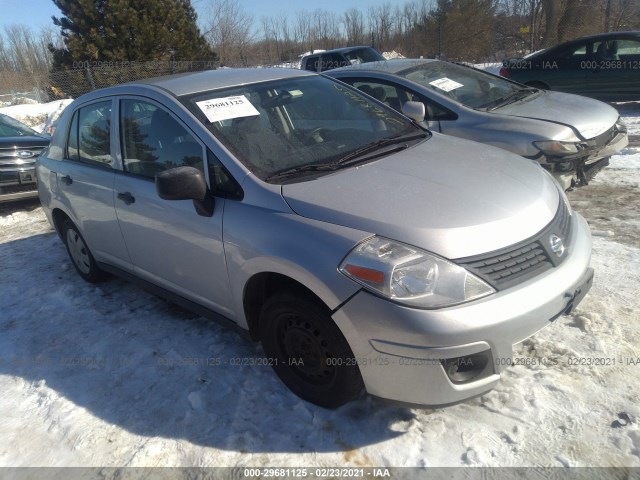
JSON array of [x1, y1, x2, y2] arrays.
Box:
[[62, 220, 107, 283], [260, 293, 364, 408]]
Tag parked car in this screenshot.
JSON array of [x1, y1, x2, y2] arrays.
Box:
[[327, 58, 628, 190], [500, 31, 640, 102], [301, 46, 384, 72], [37, 68, 593, 408], [0, 113, 51, 202]]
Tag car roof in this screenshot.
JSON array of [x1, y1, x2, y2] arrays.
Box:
[[302, 46, 377, 58], [126, 67, 316, 97], [535, 31, 640, 54], [328, 58, 438, 75]]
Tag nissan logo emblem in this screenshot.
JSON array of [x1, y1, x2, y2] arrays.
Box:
[[549, 234, 565, 257]]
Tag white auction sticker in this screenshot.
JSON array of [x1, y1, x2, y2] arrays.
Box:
[[429, 77, 464, 92], [196, 95, 260, 123]]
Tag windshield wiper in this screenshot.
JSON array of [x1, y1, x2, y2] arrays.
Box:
[[484, 90, 535, 111], [333, 133, 428, 166], [264, 132, 428, 183], [264, 162, 339, 183]]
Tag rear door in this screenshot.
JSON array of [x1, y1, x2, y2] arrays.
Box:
[[112, 97, 235, 318], [538, 42, 589, 94], [586, 37, 640, 101], [50, 99, 132, 271]]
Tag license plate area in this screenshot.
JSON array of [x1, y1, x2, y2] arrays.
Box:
[[19, 170, 35, 183]]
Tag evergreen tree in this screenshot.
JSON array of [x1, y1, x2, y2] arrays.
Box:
[[49, 0, 216, 67]]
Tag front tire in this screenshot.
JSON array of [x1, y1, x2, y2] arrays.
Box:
[[260, 293, 364, 408], [62, 220, 107, 283]]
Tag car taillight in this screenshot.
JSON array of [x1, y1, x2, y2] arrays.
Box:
[[499, 67, 510, 78]]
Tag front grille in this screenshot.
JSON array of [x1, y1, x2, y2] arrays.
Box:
[[0, 146, 45, 169], [458, 200, 572, 290]]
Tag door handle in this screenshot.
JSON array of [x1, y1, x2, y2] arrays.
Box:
[[117, 192, 135, 205], [60, 175, 73, 185]]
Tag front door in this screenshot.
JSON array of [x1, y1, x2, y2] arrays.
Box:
[[113, 97, 235, 318]]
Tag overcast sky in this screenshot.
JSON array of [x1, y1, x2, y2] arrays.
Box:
[[0, 0, 407, 35]]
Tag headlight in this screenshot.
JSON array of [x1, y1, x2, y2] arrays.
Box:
[[339, 236, 495, 308], [533, 140, 582, 157]]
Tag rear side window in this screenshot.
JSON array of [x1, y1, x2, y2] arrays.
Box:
[[303, 55, 320, 72], [67, 111, 79, 161], [120, 99, 204, 179], [68, 101, 113, 166]]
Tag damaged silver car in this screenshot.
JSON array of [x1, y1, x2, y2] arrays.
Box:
[[328, 58, 628, 190]]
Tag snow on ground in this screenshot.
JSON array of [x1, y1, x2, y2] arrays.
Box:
[[0, 108, 639, 469], [617, 103, 640, 138], [0, 99, 73, 133]]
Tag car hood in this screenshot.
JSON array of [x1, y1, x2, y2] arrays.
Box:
[[0, 135, 51, 147], [493, 90, 619, 140], [282, 133, 560, 259]]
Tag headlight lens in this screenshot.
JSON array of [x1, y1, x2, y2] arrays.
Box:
[[533, 140, 582, 157], [339, 236, 495, 308]]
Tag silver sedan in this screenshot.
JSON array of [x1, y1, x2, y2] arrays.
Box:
[[327, 58, 628, 191], [37, 68, 593, 408]]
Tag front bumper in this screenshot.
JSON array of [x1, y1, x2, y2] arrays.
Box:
[[332, 212, 592, 406], [0, 166, 38, 202], [544, 129, 628, 189]]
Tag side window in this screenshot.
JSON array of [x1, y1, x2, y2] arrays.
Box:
[[66, 111, 79, 161], [552, 43, 588, 65], [321, 53, 350, 71], [304, 56, 320, 72], [349, 79, 457, 121], [69, 101, 112, 166], [351, 80, 404, 110], [617, 39, 640, 56], [120, 99, 204, 179]]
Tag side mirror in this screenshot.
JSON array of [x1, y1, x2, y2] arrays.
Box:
[[156, 166, 214, 217], [402, 101, 426, 123]]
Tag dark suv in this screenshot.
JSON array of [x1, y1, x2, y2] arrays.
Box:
[[0, 113, 50, 202], [301, 46, 384, 72]]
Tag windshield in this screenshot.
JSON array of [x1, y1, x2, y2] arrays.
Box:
[[182, 75, 421, 181], [343, 48, 385, 64], [399, 61, 531, 109], [0, 114, 38, 137]]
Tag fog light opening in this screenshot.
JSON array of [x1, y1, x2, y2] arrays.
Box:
[[441, 351, 492, 384]]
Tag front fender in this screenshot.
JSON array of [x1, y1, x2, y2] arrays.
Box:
[[222, 201, 371, 329]]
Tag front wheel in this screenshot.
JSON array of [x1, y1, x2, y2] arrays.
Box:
[[62, 220, 107, 283], [260, 293, 364, 408]]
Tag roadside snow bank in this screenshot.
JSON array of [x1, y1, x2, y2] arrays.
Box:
[[0, 99, 73, 132]]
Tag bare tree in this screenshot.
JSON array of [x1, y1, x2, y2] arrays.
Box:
[[344, 8, 366, 45], [206, 0, 254, 66], [0, 25, 60, 95]]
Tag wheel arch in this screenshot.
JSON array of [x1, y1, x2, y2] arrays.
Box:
[[242, 271, 332, 341], [51, 208, 73, 239]]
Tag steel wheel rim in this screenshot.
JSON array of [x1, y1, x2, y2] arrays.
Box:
[[277, 312, 336, 386], [66, 229, 91, 275]]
